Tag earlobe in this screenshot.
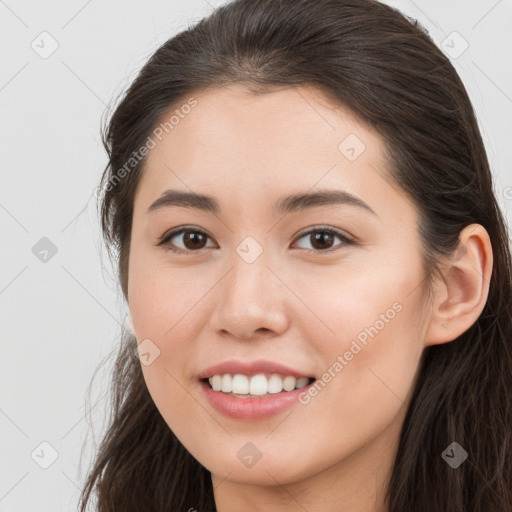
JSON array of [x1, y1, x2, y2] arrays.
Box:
[[424, 224, 493, 347]]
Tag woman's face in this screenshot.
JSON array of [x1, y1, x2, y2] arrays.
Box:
[[128, 84, 431, 488]]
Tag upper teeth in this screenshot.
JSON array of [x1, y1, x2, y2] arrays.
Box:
[[208, 373, 311, 395]]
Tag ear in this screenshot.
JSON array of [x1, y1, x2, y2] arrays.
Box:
[[424, 223, 493, 346]]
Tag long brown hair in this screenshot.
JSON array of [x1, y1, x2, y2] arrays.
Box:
[[79, 0, 512, 510]]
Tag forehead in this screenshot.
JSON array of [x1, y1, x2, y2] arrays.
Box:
[[137, 86, 384, 185], [135, 86, 416, 226], [149, 84, 379, 161]]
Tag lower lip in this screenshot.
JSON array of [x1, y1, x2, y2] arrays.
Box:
[[199, 379, 315, 420]]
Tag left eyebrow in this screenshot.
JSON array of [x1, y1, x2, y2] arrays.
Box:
[[274, 189, 377, 217], [146, 188, 377, 217]]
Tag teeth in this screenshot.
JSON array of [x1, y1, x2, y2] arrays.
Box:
[[221, 374, 233, 392], [295, 376, 310, 389], [268, 374, 283, 394], [249, 374, 267, 395], [211, 375, 222, 391], [207, 373, 312, 395], [232, 374, 249, 394], [283, 375, 296, 391]]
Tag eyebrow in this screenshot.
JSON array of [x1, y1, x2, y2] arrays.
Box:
[[146, 188, 377, 217]]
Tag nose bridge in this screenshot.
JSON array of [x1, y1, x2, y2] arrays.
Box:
[[228, 236, 275, 310], [230, 238, 270, 298]]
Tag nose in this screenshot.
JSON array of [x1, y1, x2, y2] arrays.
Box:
[[208, 248, 290, 341]]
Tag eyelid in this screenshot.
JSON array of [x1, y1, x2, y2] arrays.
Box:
[[157, 225, 212, 244], [294, 225, 353, 242]]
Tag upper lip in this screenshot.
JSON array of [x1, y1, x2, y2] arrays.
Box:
[[198, 359, 314, 380]]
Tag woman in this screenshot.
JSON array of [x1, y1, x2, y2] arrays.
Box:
[[79, 0, 512, 510]]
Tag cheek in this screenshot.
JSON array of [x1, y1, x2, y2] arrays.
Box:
[[297, 258, 426, 418], [284, 296, 424, 479], [296, 255, 422, 351], [127, 253, 205, 405], [128, 249, 208, 341]]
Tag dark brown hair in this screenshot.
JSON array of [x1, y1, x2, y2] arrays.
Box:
[[79, 0, 512, 510]]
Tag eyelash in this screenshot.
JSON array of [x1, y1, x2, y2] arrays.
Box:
[[157, 225, 354, 256]]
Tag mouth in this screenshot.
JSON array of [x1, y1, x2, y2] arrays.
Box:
[[197, 359, 317, 418], [199, 373, 317, 420], [200, 374, 317, 398]]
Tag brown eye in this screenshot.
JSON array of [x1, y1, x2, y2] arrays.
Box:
[[294, 227, 352, 255], [159, 228, 215, 254], [310, 231, 335, 250], [158, 225, 352, 256], [181, 231, 208, 249]]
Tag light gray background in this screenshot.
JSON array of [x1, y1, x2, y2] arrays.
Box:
[[1, 1, 511, 510]]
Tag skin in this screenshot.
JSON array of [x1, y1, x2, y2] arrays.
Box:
[[127, 84, 492, 512]]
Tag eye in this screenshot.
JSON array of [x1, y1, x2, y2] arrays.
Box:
[[157, 227, 216, 255], [157, 225, 353, 255], [293, 226, 353, 255]]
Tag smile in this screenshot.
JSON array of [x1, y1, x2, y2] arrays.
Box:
[[199, 375, 317, 420], [205, 373, 314, 396], [197, 359, 317, 419]]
